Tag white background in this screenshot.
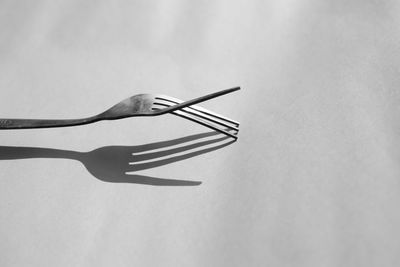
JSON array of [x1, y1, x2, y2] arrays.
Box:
[[1, 1, 400, 266]]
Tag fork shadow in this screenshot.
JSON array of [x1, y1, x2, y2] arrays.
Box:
[[0, 131, 234, 186]]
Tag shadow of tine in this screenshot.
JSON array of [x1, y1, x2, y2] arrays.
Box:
[[131, 137, 233, 171], [0, 131, 235, 186]]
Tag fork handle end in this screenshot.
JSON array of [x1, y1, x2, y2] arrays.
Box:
[[0, 117, 98, 129]]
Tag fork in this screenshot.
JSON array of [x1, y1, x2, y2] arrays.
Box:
[[0, 87, 240, 138]]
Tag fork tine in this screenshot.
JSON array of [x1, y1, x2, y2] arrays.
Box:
[[155, 96, 240, 126], [152, 103, 238, 138], [153, 103, 238, 139], [153, 101, 239, 132], [172, 109, 238, 139], [156, 86, 240, 114], [180, 107, 239, 131]]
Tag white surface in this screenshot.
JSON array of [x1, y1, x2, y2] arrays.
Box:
[[1, 1, 400, 266]]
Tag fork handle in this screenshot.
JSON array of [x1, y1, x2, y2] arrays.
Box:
[[0, 117, 99, 129]]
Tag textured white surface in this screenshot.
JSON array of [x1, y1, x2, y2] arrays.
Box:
[[1, 1, 400, 266]]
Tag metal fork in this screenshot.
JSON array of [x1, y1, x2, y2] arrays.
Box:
[[0, 87, 240, 138]]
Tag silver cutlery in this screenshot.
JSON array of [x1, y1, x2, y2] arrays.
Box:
[[0, 87, 240, 139]]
